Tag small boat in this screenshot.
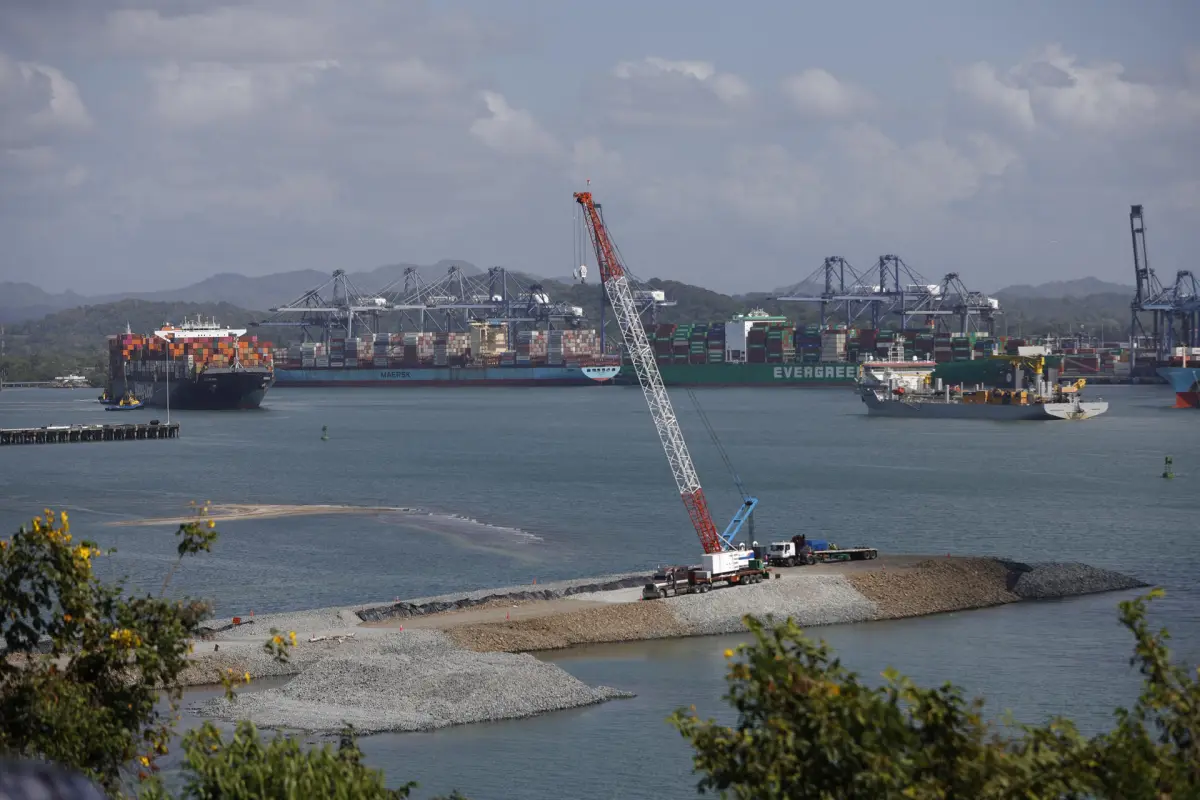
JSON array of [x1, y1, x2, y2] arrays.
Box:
[[98, 389, 113, 404], [104, 393, 144, 411]]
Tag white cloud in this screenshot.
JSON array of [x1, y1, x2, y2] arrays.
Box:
[[0, 52, 91, 147], [704, 126, 1018, 239], [1, 1, 1197, 299], [781, 69, 874, 119], [955, 45, 1200, 135], [100, 6, 342, 61], [376, 58, 458, 95], [600, 56, 752, 127], [148, 60, 338, 127], [953, 62, 1036, 132], [469, 91, 560, 158]]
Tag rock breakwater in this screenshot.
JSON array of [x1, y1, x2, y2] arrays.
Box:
[[183, 556, 1148, 736]]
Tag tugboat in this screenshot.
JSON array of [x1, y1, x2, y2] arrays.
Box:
[[104, 392, 145, 411]]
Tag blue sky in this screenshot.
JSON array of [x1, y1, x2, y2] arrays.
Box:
[[1, 0, 1197, 296]]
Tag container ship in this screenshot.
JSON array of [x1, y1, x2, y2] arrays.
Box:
[[107, 317, 275, 410], [270, 309, 1144, 389], [273, 327, 618, 387], [1157, 359, 1200, 408]]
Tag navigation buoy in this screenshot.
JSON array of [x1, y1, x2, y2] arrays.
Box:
[[1163, 455, 1174, 479], [321, 425, 329, 441]]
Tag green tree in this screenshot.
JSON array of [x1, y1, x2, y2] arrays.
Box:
[[0, 508, 464, 799], [671, 593, 1199, 799]]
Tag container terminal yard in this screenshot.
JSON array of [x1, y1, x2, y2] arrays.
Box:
[[243, 203, 1191, 391], [86, 203, 1191, 400]]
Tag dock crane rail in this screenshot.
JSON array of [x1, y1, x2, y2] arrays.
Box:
[[574, 190, 727, 555]]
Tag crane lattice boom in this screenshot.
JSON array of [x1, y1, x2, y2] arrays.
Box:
[[574, 191, 724, 554]]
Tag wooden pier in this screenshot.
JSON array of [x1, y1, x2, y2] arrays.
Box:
[[0, 422, 181, 446]]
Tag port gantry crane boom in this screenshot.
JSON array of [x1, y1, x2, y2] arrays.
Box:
[[575, 190, 745, 555]]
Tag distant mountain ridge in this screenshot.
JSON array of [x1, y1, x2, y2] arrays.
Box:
[[994, 277, 1132, 299], [0, 261, 482, 324], [1, 267, 1133, 326]]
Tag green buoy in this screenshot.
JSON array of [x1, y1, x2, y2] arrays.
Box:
[[321, 425, 329, 441], [1162, 455, 1173, 479]]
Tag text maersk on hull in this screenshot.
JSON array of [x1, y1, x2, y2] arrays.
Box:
[[773, 365, 859, 380]]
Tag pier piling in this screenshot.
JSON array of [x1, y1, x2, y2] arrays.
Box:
[[0, 422, 181, 446]]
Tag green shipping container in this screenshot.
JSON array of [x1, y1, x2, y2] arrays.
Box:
[[618, 361, 860, 387]]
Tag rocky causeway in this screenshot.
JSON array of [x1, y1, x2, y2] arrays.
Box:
[[186, 556, 1148, 736]]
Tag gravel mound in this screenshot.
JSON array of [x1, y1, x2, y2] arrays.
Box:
[[1007, 561, 1149, 600], [193, 630, 632, 734], [665, 575, 878, 636], [355, 572, 654, 623], [849, 557, 1021, 619], [199, 607, 364, 640], [449, 598, 688, 653]]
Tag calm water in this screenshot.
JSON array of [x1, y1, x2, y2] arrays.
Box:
[[1, 384, 1197, 799]]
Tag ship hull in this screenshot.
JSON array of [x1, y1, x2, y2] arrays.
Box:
[[616, 362, 861, 387], [273, 365, 605, 387], [112, 368, 273, 410], [860, 390, 1108, 420], [1156, 366, 1200, 408]]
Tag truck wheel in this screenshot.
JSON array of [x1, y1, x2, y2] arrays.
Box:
[[659, 589, 667, 599], [785, 557, 795, 568], [805, 554, 816, 566], [869, 550, 878, 559]]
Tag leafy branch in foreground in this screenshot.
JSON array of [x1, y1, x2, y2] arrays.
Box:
[[671, 589, 1199, 799], [0, 507, 465, 799]]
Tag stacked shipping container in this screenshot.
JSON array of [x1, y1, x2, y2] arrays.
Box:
[[109, 330, 274, 379], [269, 322, 1132, 380]]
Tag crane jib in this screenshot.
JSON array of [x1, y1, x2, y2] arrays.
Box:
[[574, 190, 725, 555]]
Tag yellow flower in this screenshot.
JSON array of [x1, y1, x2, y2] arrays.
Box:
[[272, 635, 283, 645], [109, 628, 142, 648], [207, 520, 215, 529], [244, 671, 251, 683], [139, 756, 150, 767], [288, 631, 297, 645], [63, 614, 72, 623], [723, 649, 734, 658]]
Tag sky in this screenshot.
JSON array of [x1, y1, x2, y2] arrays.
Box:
[[1, 0, 1198, 297]]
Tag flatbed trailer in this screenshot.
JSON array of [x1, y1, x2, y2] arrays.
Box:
[[811, 547, 878, 563], [642, 558, 771, 600]]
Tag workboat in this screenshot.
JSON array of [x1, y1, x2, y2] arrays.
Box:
[[97, 388, 112, 404], [104, 393, 145, 411], [858, 352, 1108, 421]]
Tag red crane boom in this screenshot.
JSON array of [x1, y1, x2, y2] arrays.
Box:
[[574, 191, 724, 554]]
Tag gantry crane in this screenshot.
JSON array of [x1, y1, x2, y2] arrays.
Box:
[[574, 191, 755, 555]]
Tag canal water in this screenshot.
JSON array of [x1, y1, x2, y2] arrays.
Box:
[[1, 384, 1196, 798]]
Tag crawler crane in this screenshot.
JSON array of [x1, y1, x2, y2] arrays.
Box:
[[574, 191, 758, 560]]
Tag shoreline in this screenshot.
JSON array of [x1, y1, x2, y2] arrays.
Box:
[[183, 555, 1148, 736]]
